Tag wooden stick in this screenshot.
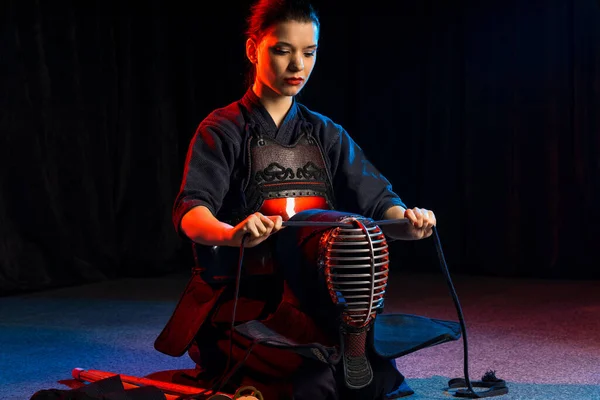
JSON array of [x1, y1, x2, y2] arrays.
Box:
[[72, 367, 227, 398], [110, 380, 180, 399]]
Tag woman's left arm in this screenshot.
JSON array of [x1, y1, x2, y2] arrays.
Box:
[[325, 127, 406, 219]]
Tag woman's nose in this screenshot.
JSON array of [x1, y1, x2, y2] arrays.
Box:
[[289, 54, 304, 71]]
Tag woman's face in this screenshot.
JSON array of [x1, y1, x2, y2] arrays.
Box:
[[249, 20, 319, 98]]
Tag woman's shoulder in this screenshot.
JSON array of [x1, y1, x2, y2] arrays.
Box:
[[298, 103, 347, 148], [197, 100, 248, 141], [297, 103, 346, 140]]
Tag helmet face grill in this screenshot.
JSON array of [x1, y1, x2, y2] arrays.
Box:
[[319, 217, 390, 328]]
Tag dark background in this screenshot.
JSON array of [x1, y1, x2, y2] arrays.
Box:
[[2, 0, 599, 295]]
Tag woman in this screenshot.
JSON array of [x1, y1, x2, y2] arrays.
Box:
[[156, 0, 436, 398]]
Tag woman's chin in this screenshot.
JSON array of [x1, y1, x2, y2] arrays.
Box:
[[278, 85, 304, 97]]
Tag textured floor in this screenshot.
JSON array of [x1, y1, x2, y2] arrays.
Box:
[[2, 270, 599, 399]]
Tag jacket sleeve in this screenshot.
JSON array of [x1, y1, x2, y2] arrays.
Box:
[[172, 120, 241, 237], [325, 127, 407, 220]]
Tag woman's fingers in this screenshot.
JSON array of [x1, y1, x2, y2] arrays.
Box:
[[269, 215, 283, 231], [425, 209, 436, 228], [237, 214, 289, 247], [405, 208, 423, 228], [258, 213, 275, 234], [243, 221, 261, 238], [244, 212, 277, 238], [405, 208, 436, 229]]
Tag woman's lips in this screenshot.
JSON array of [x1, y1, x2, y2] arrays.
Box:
[[285, 78, 304, 85]]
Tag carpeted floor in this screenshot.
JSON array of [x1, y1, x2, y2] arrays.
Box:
[[1, 270, 599, 400]]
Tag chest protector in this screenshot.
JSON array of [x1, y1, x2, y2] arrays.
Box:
[[244, 128, 335, 220]]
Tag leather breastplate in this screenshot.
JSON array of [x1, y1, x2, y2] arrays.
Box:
[[244, 130, 335, 220]]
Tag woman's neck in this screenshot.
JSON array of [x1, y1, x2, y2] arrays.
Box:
[[252, 85, 293, 128]]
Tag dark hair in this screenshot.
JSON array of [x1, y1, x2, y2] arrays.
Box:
[[244, 0, 320, 86]]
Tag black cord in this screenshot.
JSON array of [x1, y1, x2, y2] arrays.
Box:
[[432, 226, 480, 398], [211, 233, 251, 394], [214, 340, 259, 392]]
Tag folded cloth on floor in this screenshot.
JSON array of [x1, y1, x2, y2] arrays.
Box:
[[29, 375, 167, 400]]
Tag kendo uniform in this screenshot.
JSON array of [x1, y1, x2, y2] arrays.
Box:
[[154, 89, 433, 399]]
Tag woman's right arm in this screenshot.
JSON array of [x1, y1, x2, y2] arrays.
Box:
[[181, 205, 283, 248]]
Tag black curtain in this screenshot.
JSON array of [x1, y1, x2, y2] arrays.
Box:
[[2, 0, 599, 295], [338, 0, 600, 279]]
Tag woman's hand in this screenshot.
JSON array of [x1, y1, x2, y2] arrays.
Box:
[[381, 206, 436, 240], [402, 207, 436, 240], [229, 212, 284, 247]]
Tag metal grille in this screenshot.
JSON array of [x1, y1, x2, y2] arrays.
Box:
[[319, 217, 390, 327]]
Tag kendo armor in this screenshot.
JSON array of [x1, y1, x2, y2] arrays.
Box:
[[154, 103, 463, 394]]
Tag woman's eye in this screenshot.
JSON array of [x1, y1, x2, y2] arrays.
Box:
[[273, 49, 289, 55], [304, 52, 316, 57]]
